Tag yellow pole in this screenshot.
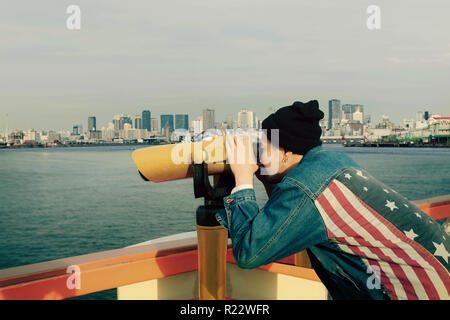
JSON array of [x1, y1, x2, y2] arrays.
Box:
[[294, 250, 312, 268], [197, 225, 227, 300]]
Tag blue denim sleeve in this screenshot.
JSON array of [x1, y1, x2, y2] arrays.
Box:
[[215, 181, 328, 269]]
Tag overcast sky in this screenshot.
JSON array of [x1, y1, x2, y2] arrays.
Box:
[[0, 0, 449, 131]]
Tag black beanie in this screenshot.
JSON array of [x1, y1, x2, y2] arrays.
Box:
[[261, 100, 324, 155]]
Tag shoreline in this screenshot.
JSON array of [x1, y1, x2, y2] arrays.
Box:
[[343, 142, 450, 148], [0, 142, 166, 150], [2, 141, 449, 150]]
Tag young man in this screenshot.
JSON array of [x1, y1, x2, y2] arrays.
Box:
[[215, 100, 450, 300]]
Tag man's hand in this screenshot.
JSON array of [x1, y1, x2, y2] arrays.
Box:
[[226, 135, 259, 187]]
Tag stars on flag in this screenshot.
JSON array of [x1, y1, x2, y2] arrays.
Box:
[[385, 200, 398, 212], [383, 188, 390, 194], [356, 170, 368, 179], [432, 242, 449, 264], [404, 204, 409, 208], [404, 229, 419, 241], [414, 212, 422, 218], [344, 173, 352, 180], [363, 187, 368, 192]]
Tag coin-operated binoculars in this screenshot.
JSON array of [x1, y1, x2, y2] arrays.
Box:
[[132, 135, 239, 300]]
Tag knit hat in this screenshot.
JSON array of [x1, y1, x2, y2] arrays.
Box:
[[261, 100, 324, 155]]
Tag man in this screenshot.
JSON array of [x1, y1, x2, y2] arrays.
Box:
[[215, 100, 450, 300]]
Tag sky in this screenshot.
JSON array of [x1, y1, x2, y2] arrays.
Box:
[[0, 0, 449, 131]]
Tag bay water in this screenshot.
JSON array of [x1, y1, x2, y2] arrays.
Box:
[[0, 144, 449, 299]]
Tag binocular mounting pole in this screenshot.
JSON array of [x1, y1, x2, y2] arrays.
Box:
[[193, 162, 234, 300]]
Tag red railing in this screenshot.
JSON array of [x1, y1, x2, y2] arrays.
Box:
[[0, 194, 448, 300]]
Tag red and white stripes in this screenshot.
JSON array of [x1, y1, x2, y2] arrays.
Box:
[[314, 179, 450, 300]]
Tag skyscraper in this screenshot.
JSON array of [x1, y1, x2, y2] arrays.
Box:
[[175, 114, 189, 130], [341, 104, 364, 122], [142, 110, 151, 132], [341, 104, 353, 120], [238, 109, 255, 129], [225, 114, 233, 129], [72, 125, 83, 135], [160, 114, 174, 133], [202, 108, 215, 130], [88, 116, 96, 131], [193, 119, 203, 135], [134, 115, 143, 129], [416, 111, 424, 122], [328, 99, 341, 129], [151, 118, 158, 132], [113, 115, 121, 131], [120, 115, 132, 129]]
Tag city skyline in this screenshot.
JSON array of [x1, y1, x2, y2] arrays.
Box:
[[0, 96, 447, 133], [1, 1, 449, 131], [0, 101, 443, 134]]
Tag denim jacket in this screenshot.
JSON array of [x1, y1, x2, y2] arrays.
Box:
[[215, 145, 450, 300]]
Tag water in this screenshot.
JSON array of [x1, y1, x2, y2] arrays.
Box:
[[0, 144, 449, 299]]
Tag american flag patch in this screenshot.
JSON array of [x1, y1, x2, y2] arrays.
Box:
[[314, 168, 450, 300]]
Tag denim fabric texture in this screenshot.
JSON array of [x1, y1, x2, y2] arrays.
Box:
[[215, 145, 394, 299]]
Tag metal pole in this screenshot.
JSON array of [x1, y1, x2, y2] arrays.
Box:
[[197, 224, 227, 300], [294, 250, 312, 268], [192, 163, 232, 300]]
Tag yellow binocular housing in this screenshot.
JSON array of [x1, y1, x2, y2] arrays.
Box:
[[131, 136, 230, 182]]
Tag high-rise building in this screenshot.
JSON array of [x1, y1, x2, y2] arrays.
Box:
[[341, 104, 353, 120], [351, 104, 364, 114], [142, 110, 151, 132], [120, 115, 132, 129], [175, 114, 189, 130], [193, 119, 203, 136], [225, 114, 233, 129], [416, 111, 424, 122], [72, 125, 83, 135], [134, 115, 143, 129], [113, 114, 132, 131], [353, 111, 363, 124], [113, 115, 121, 131], [160, 114, 174, 133], [88, 116, 96, 131], [102, 123, 115, 142], [202, 108, 215, 130], [328, 99, 341, 129], [151, 118, 158, 132], [341, 104, 364, 123], [238, 109, 254, 129]]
